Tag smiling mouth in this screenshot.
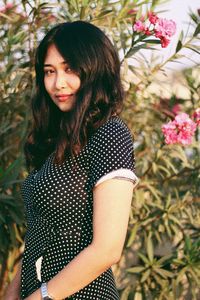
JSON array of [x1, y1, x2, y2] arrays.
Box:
[[56, 94, 73, 101]]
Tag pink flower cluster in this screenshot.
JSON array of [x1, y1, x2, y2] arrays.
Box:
[[0, 2, 13, 13], [162, 112, 198, 145], [133, 12, 176, 48], [192, 108, 200, 126]]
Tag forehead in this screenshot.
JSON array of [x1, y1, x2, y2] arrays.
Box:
[[44, 44, 67, 65]]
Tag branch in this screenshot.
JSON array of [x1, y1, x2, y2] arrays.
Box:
[[161, 165, 200, 183]]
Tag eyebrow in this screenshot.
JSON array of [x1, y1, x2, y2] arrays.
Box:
[[43, 61, 68, 67]]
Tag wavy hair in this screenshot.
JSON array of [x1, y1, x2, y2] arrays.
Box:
[[24, 21, 125, 171]]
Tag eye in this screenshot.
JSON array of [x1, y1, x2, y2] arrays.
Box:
[[65, 67, 73, 73], [44, 69, 54, 75]]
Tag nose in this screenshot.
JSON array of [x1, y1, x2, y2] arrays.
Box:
[[55, 73, 67, 90]]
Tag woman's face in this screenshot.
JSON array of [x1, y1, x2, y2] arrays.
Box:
[[43, 44, 81, 112]]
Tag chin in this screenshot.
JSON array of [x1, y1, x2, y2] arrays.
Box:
[[57, 105, 73, 112], [52, 97, 76, 112]]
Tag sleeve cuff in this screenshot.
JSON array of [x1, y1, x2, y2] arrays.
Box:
[[94, 168, 140, 188]]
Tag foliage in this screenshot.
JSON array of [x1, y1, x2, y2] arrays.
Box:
[[0, 0, 199, 299]]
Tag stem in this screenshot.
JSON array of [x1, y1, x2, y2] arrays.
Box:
[[151, 36, 196, 72], [121, 33, 198, 86], [141, 142, 165, 177], [161, 164, 200, 183]]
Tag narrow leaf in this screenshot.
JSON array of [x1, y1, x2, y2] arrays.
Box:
[[127, 266, 146, 273], [193, 23, 200, 37], [138, 252, 150, 265], [147, 233, 154, 263], [141, 269, 151, 283], [176, 40, 182, 53], [127, 223, 139, 247]]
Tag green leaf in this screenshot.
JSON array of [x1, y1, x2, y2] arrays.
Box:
[[165, 220, 172, 238], [156, 254, 173, 265], [157, 165, 171, 177], [141, 269, 151, 283], [152, 162, 157, 173], [141, 217, 156, 227], [138, 252, 150, 265], [143, 39, 161, 44], [97, 10, 113, 18], [170, 223, 180, 237], [82, 0, 89, 6], [67, 0, 79, 11], [185, 236, 192, 251], [168, 214, 181, 226], [145, 183, 161, 201], [173, 259, 186, 266], [0, 12, 13, 21], [127, 223, 139, 247], [153, 273, 166, 287], [147, 233, 154, 263], [189, 268, 200, 286], [153, 267, 174, 279], [193, 23, 200, 36], [160, 156, 178, 173], [127, 266, 146, 273], [189, 12, 198, 24], [125, 44, 155, 58], [134, 292, 142, 300], [155, 231, 162, 244], [176, 40, 182, 53], [176, 266, 188, 283], [120, 285, 132, 300], [179, 30, 184, 42], [80, 6, 86, 19]]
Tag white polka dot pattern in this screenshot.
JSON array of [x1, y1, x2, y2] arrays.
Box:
[[20, 116, 136, 299]]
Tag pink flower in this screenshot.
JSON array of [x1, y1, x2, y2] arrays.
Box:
[[172, 104, 181, 115], [144, 27, 151, 36], [160, 36, 170, 48], [148, 12, 159, 25], [6, 3, 13, 9], [127, 9, 137, 15], [155, 18, 176, 38], [139, 15, 145, 22], [133, 20, 145, 32], [192, 108, 200, 126], [162, 121, 178, 144], [0, 2, 13, 13], [162, 113, 197, 145], [132, 13, 176, 49], [0, 6, 6, 13]]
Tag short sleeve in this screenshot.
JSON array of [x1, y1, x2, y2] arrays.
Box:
[[87, 119, 139, 191]]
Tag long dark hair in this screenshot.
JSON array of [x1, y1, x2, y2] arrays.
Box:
[[24, 20, 124, 171]]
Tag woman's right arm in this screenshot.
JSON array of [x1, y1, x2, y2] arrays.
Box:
[[3, 258, 22, 300]]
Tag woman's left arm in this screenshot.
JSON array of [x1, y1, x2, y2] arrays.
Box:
[[25, 179, 134, 300]]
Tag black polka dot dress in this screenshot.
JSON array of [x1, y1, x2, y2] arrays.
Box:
[[20, 116, 139, 299]]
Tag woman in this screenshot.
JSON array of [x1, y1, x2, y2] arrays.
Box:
[[5, 21, 139, 300]]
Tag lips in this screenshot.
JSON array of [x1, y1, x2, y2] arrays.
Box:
[[56, 94, 73, 102]]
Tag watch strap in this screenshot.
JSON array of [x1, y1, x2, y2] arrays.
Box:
[[41, 282, 54, 300]]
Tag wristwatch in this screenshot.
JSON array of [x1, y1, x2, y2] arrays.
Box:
[[41, 282, 54, 300]]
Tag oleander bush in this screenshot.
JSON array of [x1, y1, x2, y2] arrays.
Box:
[[0, 0, 199, 299]]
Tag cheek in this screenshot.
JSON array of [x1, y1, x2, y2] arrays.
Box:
[[44, 77, 52, 93], [70, 75, 81, 90]]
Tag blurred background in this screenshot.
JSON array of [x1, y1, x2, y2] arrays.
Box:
[[0, 0, 199, 299]]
